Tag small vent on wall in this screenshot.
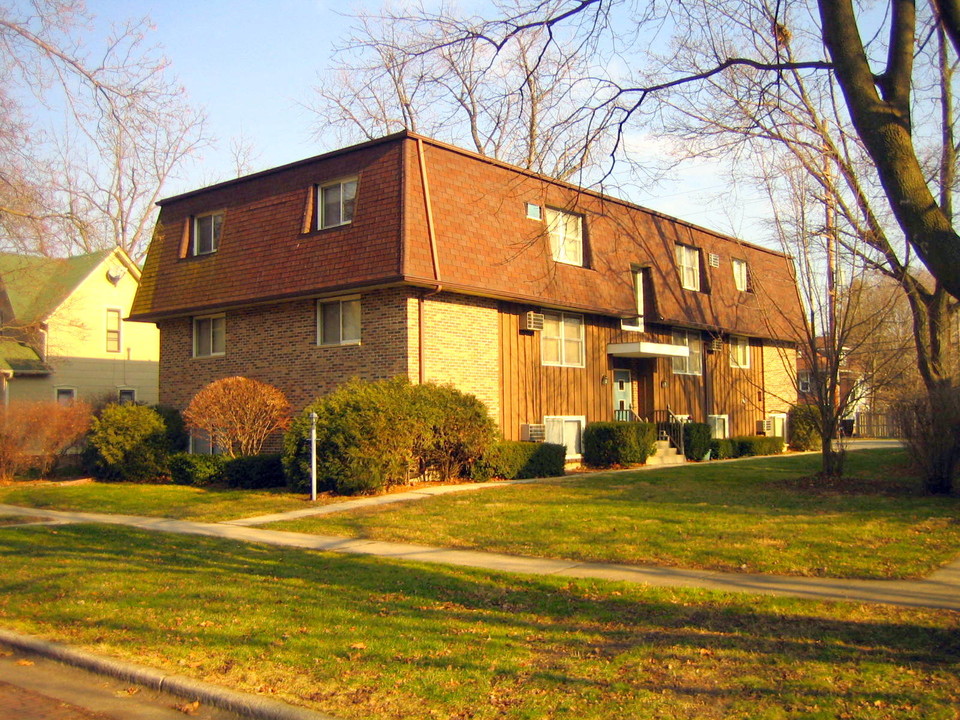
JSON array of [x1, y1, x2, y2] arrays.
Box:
[[521, 423, 546, 442], [708, 253, 720, 268], [525, 311, 545, 331], [708, 337, 723, 352]]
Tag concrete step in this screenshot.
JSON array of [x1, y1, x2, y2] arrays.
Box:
[[647, 440, 686, 466]]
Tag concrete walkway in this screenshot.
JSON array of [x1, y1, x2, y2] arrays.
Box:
[[1, 503, 957, 611]]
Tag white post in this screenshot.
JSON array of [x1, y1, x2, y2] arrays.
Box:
[[310, 411, 318, 502]]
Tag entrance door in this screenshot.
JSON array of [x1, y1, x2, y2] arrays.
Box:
[[613, 369, 632, 420]]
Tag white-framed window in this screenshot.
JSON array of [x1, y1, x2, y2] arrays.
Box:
[[708, 414, 729, 439], [319, 178, 358, 229], [189, 430, 222, 455], [730, 335, 750, 368], [732, 258, 750, 292], [526, 202, 542, 220], [545, 208, 584, 266], [106, 308, 121, 353], [671, 330, 703, 375], [118, 388, 136, 404], [541, 311, 584, 367], [193, 212, 224, 256], [193, 314, 225, 357], [544, 415, 585, 458], [55, 387, 76, 404], [317, 296, 361, 346], [798, 370, 812, 393], [675, 243, 701, 291], [621, 268, 645, 332]]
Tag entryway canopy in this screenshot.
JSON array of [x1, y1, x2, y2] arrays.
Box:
[[607, 341, 689, 358]]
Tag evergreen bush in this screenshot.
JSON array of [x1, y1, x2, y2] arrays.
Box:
[[470, 441, 566, 480], [683, 422, 713, 461], [787, 404, 822, 451], [582, 421, 656, 468], [168, 453, 226, 486], [224, 454, 285, 489], [87, 404, 169, 482]]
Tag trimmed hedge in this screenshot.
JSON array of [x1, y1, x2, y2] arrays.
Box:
[[683, 423, 713, 461], [87, 404, 169, 482], [788, 404, 822, 451], [582, 421, 657, 468], [470, 441, 566, 481], [169, 453, 226, 486], [711, 435, 784, 459], [224, 454, 285, 489]]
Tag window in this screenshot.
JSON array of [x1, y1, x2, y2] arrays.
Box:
[[193, 212, 223, 255], [189, 430, 221, 455], [106, 309, 121, 353], [118, 389, 136, 404], [708, 414, 729, 440], [798, 370, 812, 393], [545, 208, 583, 266], [675, 243, 701, 291], [193, 315, 225, 357], [544, 416, 585, 458], [317, 297, 361, 346], [730, 335, 750, 368], [621, 268, 645, 332], [526, 202, 542, 220], [319, 178, 358, 228], [732, 258, 750, 291], [541, 311, 584, 367], [55, 388, 76, 404], [671, 330, 702, 375]]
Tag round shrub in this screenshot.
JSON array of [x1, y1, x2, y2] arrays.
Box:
[[683, 422, 713, 461], [787, 404, 822, 451], [168, 452, 226, 486], [88, 404, 169, 482]]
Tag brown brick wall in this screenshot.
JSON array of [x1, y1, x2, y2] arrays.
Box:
[[158, 287, 412, 413], [418, 292, 500, 424]]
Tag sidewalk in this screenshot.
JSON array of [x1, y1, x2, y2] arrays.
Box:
[[1, 503, 957, 611]]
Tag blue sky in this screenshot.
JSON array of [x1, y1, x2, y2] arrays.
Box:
[[88, 0, 768, 244]]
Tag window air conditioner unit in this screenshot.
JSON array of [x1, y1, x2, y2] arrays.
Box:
[[525, 311, 545, 331], [708, 337, 723, 352], [708, 253, 720, 268], [521, 423, 546, 442]]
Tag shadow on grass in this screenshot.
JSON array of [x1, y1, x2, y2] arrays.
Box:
[[0, 524, 956, 710]]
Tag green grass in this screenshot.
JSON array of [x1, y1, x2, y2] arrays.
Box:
[[0, 481, 327, 522], [0, 524, 956, 720], [270, 449, 960, 580]]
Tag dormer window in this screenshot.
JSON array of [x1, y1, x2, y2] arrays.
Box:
[[545, 208, 583, 266], [675, 243, 700, 291], [319, 178, 358, 229], [621, 268, 644, 332], [732, 258, 750, 292], [193, 212, 223, 256]]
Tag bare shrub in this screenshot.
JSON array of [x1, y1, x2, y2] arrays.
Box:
[[893, 386, 960, 495], [184, 377, 291, 458], [0, 401, 91, 480]]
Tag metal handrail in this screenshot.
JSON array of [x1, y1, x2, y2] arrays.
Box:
[[652, 407, 686, 459]]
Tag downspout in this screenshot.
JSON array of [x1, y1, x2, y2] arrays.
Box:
[[0, 370, 10, 407], [416, 137, 443, 384]]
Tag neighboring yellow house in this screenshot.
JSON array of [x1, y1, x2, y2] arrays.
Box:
[[0, 248, 159, 405]]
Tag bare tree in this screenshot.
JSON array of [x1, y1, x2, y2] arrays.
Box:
[[367, 0, 960, 299], [0, 1, 208, 261]]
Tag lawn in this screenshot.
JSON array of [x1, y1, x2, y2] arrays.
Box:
[[0, 524, 956, 720], [0, 481, 329, 522], [269, 449, 960, 580]]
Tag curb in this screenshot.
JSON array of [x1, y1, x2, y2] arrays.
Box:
[[0, 628, 340, 720]]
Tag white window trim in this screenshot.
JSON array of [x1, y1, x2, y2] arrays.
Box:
[[55, 387, 77, 404], [541, 311, 585, 368], [676, 243, 701, 291], [730, 335, 751, 369], [671, 330, 703, 376], [732, 258, 749, 292], [192, 211, 224, 256], [117, 388, 137, 404], [105, 307, 122, 354], [798, 371, 812, 393], [526, 202, 542, 220], [545, 207, 584, 266], [544, 415, 586, 459], [193, 314, 225, 358], [318, 177, 358, 229], [189, 430, 222, 456], [620, 268, 645, 332], [316, 295, 362, 346], [707, 414, 729, 439]]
